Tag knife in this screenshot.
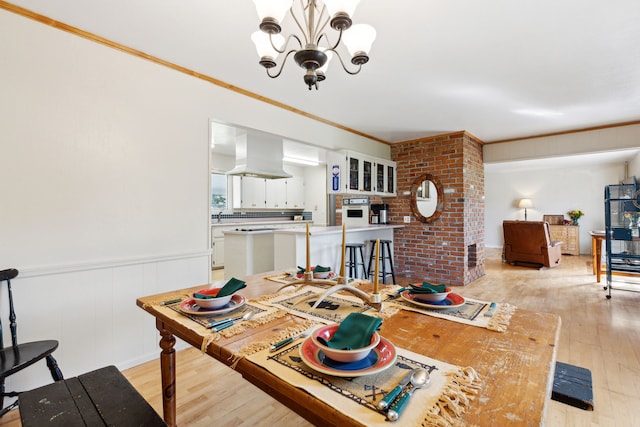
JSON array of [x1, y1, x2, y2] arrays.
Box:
[[377, 369, 413, 411], [387, 287, 407, 301], [207, 312, 248, 329], [484, 302, 497, 317], [269, 327, 313, 352], [210, 320, 235, 332]]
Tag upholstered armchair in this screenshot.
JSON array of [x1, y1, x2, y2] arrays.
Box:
[[503, 220, 563, 268]]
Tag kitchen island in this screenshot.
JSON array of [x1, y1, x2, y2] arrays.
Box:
[[273, 224, 404, 272], [223, 228, 276, 279]]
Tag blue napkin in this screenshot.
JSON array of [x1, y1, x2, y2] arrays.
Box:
[[318, 313, 382, 350]]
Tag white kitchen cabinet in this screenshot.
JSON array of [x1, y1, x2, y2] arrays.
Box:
[[266, 178, 287, 209], [232, 176, 266, 209], [213, 236, 224, 268], [346, 152, 374, 194], [233, 175, 306, 210], [335, 151, 395, 195], [374, 159, 397, 196], [286, 176, 305, 209], [211, 225, 227, 269]]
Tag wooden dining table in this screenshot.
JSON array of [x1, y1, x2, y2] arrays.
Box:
[[136, 272, 561, 427]]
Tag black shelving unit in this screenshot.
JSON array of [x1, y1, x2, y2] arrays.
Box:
[[604, 178, 640, 298]]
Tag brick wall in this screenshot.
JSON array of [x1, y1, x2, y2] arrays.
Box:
[[389, 131, 485, 286]]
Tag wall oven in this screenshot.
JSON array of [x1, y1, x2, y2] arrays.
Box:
[[341, 198, 370, 227]]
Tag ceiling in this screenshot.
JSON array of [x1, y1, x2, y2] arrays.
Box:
[[6, 0, 640, 156]]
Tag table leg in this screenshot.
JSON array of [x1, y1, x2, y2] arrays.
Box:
[[158, 323, 176, 427], [595, 238, 602, 283], [591, 236, 597, 275]]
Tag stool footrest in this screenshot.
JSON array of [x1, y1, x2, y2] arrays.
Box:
[[366, 240, 396, 284]]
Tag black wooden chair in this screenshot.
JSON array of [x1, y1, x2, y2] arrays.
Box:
[[0, 268, 63, 417]]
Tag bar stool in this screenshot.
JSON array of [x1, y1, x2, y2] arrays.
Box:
[[345, 243, 368, 279], [367, 240, 396, 284]]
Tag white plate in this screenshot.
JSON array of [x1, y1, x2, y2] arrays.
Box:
[[400, 290, 466, 309], [179, 294, 246, 316]]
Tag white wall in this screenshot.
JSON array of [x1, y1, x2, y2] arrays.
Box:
[[0, 9, 388, 395], [484, 126, 640, 254], [485, 160, 632, 254], [305, 166, 329, 225], [484, 124, 640, 163]]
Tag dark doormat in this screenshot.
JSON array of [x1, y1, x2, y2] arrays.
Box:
[[551, 361, 594, 410]]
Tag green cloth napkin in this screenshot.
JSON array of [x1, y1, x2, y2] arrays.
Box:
[[194, 277, 246, 299], [319, 312, 382, 350], [297, 265, 331, 274], [408, 282, 448, 294]]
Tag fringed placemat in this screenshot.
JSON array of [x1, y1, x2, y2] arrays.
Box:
[[383, 287, 516, 332], [158, 300, 290, 353], [246, 342, 482, 426], [200, 308, 291, 354], [229, 319, 322, 369], [256, 285, 398, 324], [264, 271, 365, 286], [164, 300, 267, 329]]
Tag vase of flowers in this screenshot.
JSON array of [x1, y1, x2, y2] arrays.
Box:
[[567, 210, 584, 226]]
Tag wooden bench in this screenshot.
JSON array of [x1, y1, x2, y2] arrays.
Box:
[[19, 365, 166, 426]]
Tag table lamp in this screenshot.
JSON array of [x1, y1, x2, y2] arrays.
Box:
[[518, 198, 533, 221]]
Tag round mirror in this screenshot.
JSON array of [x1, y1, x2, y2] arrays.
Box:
[[410, 174, 444, 223]]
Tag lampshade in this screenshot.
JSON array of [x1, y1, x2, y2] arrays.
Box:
[[252, 0, 292, 23], [518, 198, 533, 209], [251, 31, 285, 59], [342, 24, 376, 56]]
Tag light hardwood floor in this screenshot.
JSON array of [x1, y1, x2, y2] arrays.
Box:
[[2, 250, 639, 426]]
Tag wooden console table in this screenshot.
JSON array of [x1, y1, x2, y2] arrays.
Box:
[[549, 225, 580, 255]]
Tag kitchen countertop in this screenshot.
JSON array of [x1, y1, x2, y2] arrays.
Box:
[[223, 228, 278, 235], [211, 220, 312, 228]]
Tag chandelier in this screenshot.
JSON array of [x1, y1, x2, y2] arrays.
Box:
[[251, 0, 376, 90]]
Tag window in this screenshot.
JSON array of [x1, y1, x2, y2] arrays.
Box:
[[211, 173, 228, 210]]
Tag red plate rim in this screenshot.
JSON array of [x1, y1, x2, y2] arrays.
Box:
[[179, 294, 246, 316], [400, 290, 466, 309], [299, 335, 397, 377]]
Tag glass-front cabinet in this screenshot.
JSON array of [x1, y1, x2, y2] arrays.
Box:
[[342, 151, 396, 196], [348, 156, 359, 192], [374, 160, 396, 195], [604, 179, 640, 298]]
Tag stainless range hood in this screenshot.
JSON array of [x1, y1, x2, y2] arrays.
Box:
[[226, 133, 292, 179]]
